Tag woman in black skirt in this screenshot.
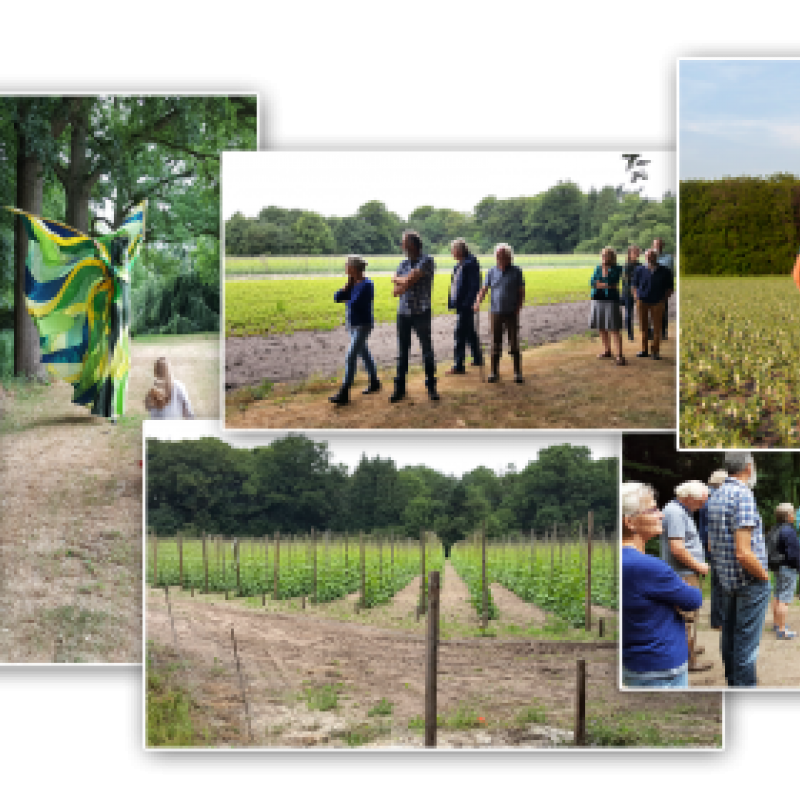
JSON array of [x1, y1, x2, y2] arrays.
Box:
[[589, 246, 625, 365]]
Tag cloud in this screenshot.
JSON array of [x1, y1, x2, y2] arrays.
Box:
[[682, 118, 800, 147]]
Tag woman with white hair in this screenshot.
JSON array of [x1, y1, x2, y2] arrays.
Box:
[[473, 243, 526, 383], [589, 247, 625, 365], [144, 357, 195, 419], [622, 481, 703, 687], [767, 502, 799, 640]]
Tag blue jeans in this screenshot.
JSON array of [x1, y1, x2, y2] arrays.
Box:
[[453, 307, 481, 368], [396, 311, 435, 383], [343, 325, 377, 388], [622, 664, 689, 688], [710, 568, 724, 629], [719, 579, 770, 687]]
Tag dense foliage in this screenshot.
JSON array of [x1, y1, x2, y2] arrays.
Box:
[[680, 175, 800, 275], [225, 187, 675, 258], [147, 436, 618, 549]]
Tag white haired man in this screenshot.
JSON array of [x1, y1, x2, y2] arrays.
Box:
[[707, 452, 771, 687], [473, 243, 525, 383], [660, 480, 713, 672], [699, 469, 728, 630]]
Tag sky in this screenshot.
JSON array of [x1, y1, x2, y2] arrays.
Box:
[[680, 59, 800, 180], [222, 150, 675, 221], [144, 421, 619, 477]]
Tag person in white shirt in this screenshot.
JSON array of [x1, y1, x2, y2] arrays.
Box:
[[144, 357, 195, 419]]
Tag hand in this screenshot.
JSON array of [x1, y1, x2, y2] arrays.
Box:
[[697, 563, 710, 577], [473, 302, 480, 313]]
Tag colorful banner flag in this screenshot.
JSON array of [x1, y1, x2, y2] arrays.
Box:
[[7, 201, 146, 418]]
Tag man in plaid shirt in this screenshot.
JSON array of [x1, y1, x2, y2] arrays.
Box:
[[389, 230, 438, 402], [706, 452, 771, 687]]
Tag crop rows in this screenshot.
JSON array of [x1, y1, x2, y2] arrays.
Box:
[[147, 533, 444, 610], [451, 531, 618, 628], [225, 253, 600, 276], [225, 268, 593, 337], [680, 277, 800, 447]]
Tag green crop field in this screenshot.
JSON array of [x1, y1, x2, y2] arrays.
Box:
[[451, 535, 617, 628], [225, 268, 593, 336], [147, 533, 444, 610], [680, 277, 800, 447], [225, 253, 600, 276]]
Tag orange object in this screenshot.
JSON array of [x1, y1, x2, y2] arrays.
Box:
[[793, 252, 800, 293], [477, 717, 485, 724]]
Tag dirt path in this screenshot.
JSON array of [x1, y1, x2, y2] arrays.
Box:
[[147, 588, 721, 748], [441, 561, 480, 626], [690, 595, 800, 688], [226, 330, 676, 429], [0, 336, 218, 663], [491, 582, 549, 627]]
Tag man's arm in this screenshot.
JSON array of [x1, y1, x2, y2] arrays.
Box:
[[517, 282, 524, 315], [734, 528, 770, 581], [473, 285, 488, 312], [669, 539, 709, 575]]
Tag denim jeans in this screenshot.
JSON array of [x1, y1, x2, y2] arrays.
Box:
[[343, 325, 377, 388], [396, 311, 435, 382], [622, 663, 689, 688], [718, 579, 771, 687], [709, 568, 724, 629], [453, 307, 481, 368]]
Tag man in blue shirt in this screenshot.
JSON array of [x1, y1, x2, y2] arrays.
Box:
[[706, 452, 771, 687], [632, 249, 673, 360], [473, 243, 525, 384], [446, 238, 483, 375], [390, 230, 438, 403], [653, 238, 674, 340]]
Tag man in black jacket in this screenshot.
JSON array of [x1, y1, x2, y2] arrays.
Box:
[[446, 238, 483, 375], [769, 502, 800, 639]]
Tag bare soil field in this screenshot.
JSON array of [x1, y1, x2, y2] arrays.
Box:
[[0, 335, 218, 663], [146, 563, 720, 749], [226, 331, 676, 429]]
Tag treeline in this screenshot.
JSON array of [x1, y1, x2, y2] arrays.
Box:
[[225, 186, 675, 258], [680, 174, 800, 275], [147, 436, 618, 549]]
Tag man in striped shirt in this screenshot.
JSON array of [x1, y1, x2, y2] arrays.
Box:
[[706, 452, 771, 687]]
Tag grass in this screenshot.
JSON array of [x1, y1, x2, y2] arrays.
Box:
[[367, 697, 394, 717], [515, 704, 548, 725], [132, 331, 219, 344], [225, 268, 593, 337], [303, 682, 342, 712]]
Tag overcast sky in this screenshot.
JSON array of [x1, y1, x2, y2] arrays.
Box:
[[144, 421, 618, 477], [222, 150, 675, 221], [680, 59, 800, 180]]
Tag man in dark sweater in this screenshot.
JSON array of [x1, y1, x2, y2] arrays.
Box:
[[632, 248, 674, 360], [446, 238, 483, 375], [769, 502, 800, 639], [653, 238, 674, 340]]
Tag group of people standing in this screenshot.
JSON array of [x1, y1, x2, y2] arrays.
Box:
[[328, 230, 524, 406], [589, 238, 674, 365], [622, 452, 799, 688]]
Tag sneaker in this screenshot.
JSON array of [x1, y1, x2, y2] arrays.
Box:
[[777, 629, 797, 639]]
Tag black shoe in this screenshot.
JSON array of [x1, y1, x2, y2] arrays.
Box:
[[329, 386, 349, 406], [514, 374, 524, 384], [428, 384, 440, 401], [487, 374, 499, 383], [652, 353, 662, 360], [636, 351, 650, 358], [389, 379, 405, 403], [362, 379, 381, 395], [471, 358, 484, 368], [446, 366, 466, 375]]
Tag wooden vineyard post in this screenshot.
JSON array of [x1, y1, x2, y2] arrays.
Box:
[[419, 532, 427, 617], [585, 511, 593, 633], [481, 525, 488, 630], [425, 570, 441, 748], [312, 528, 318, 605], [575, 658, 587, 746], [178, 532, 184, 590], [530, 529, 535, 575], [222, 539, 227, 591], [273, 531, 280, 601], [231, 626, 253, 743], [234, 538, 241, 597], [344, 530, 349, 570], [359, 532, 366, 610], [378, 534, 383, 583], [549, 524, 554, 577], [203, 533, 209, 594], [153, 533, 158, 588], [390, 530, 394, 576], [263, 533, 268, 606]]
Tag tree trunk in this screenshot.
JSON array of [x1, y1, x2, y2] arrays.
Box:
[[64, 102, 93, 234], [14, 142, 44, 378]]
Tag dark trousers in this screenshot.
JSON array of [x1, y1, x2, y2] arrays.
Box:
[[396, 311, 435, 384], [663, 295, 669, 337], [453, 307, 482, 368], [623, 294, 635, 340]]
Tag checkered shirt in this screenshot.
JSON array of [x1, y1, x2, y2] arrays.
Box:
[[706, 477, 767, 591], [396, 254, 435, 316]]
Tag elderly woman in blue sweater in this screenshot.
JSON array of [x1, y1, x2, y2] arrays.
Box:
[[622, 481, 704, 688], [329, 256, 380, 406]]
